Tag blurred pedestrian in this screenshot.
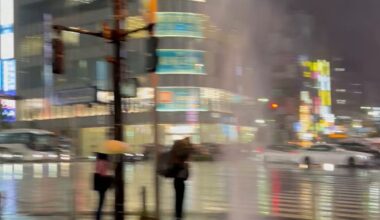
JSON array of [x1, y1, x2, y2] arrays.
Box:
[[170, 137, 192, 220], [93, 153, 113, 220]]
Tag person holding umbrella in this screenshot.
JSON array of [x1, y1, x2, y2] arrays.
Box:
[[93, 140, 129, 220], [170, 137, 193, 220], [94, 152, 113, 220]]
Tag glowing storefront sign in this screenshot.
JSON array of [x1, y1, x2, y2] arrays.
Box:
[[157, 49, 205, 74], [166, 125, 197, 134], [157, 87, 205, 111], [155, 12, 204, 38], [0, 99, 15, 121]]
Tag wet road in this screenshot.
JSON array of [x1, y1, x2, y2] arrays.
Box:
[[0, 160, 379, 219]]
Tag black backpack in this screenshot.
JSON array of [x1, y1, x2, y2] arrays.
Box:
[[157, 151, 176, 178]]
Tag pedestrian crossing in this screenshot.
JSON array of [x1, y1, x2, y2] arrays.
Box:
[[0, 162, 72, 180], [256, 164, 380, 220], [0, 162, 378, 219]]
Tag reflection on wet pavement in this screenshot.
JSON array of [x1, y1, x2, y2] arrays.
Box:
[[0, 161, 378, 219]]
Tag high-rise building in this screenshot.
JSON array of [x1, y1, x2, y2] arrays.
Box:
[[14, 0, 255, 155]]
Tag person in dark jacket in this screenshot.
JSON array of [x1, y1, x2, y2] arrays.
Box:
[[171, 138, 192, 220], [94, 153, 113, 220]]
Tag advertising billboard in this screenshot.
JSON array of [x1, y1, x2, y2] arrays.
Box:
[[0, 99, 15, 121], [157, 49, 205, 74], [155, 12, 204, 38], [157, 87, 205, 111]]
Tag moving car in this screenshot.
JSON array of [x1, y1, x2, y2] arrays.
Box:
[[299, 144, 373, 167], [257, 144, 303, 163], [338, 142, 380, 158]]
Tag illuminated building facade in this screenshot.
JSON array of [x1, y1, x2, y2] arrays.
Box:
[[14, 0, 254, 155]]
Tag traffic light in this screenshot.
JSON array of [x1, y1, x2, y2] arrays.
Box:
[[269, 102, 279, 110], [52, 38, 64, 74], [146, 34, 159, 73], [271, 103, 279, 109]]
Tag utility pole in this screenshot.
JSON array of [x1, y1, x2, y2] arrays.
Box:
[[112, 1, 125, 219], [52, 0, 156, 219]]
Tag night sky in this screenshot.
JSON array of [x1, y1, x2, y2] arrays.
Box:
[[301, 0, 380, 82]]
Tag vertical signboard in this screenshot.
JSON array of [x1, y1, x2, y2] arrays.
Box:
[[43, 14, 53, 99], [0, 61, 2, 92], [0, 0, 16, 96], [299, 60, 334, 141], [42, 14, 53, 118], [2, 59, 15, 94]]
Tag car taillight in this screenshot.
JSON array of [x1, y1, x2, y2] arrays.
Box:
[[256, 147, 264, 153]]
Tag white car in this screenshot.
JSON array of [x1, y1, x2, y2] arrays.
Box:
[[0, 129, 67, 162], [258, 144, 303, 163], [299, 144, 373, 166]]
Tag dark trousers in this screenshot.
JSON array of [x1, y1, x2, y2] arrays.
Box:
[[174, 178, 185, 219], [96, 190, 106, 220]]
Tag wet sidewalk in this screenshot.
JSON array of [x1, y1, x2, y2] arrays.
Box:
[[0, 212, 226, 220]]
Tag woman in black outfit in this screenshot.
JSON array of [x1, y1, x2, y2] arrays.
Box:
[[93, 153, 113, 220], [171, 138, 191, 220]]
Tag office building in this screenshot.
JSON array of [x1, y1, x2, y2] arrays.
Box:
[[14, 0, 255, 155]]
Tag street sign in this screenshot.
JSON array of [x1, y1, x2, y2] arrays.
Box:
[[121, 78, 138, 98], [54, 87, 96, 105]]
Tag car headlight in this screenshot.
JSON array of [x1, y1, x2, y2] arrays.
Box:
[[355, 155, 369, 160], [32, 154, 44, 158], [1, 154, 13, 158], [13, 154, 23, 159], [48, 154, 58, 158], [60, 154, 71, 160]]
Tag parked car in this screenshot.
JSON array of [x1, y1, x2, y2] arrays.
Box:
[[299, 144, 374, 167], [257, 144, 303, 163]]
